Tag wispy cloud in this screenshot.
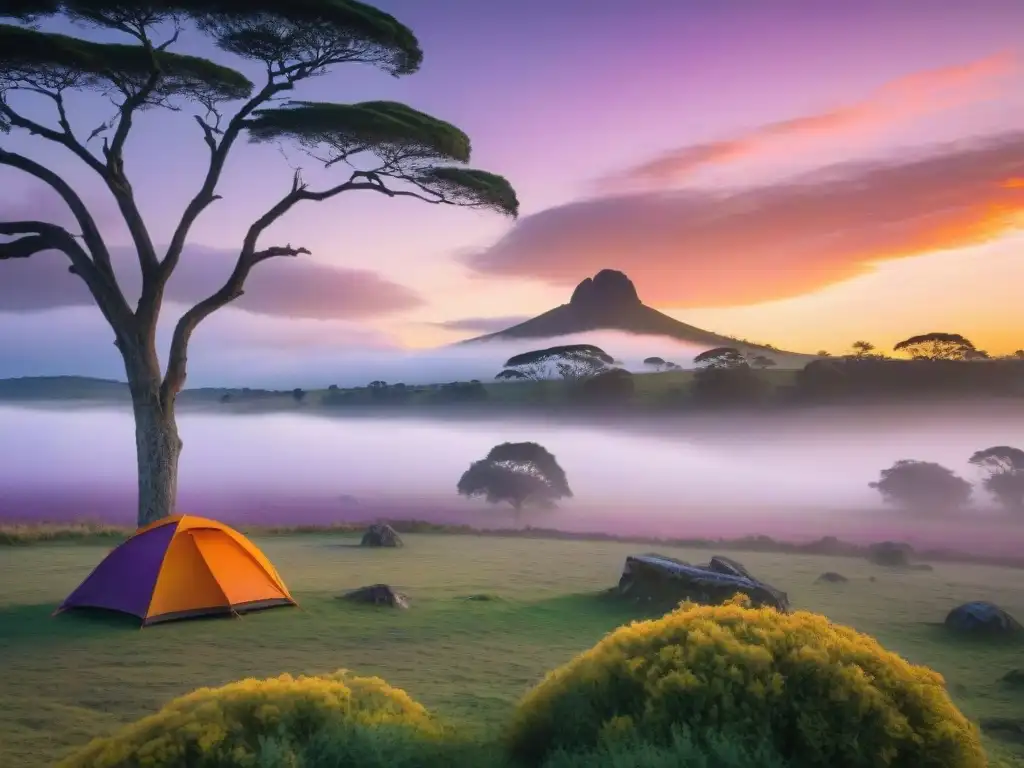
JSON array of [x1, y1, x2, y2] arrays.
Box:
[[467, 132, 1024, 308], [602, 52, 1017, 191], [427, 315, 532, 334]]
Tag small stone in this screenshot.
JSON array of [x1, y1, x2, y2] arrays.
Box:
[[340, 584, 409, 609], [815, 572, 848, 584]]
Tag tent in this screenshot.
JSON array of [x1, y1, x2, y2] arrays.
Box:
[[55, 514, 296, 626]]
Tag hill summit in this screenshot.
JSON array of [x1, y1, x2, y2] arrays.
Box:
[[461, 270, 790, 353]]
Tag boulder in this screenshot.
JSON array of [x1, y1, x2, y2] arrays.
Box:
[[613, 553, 789, 612], [1001, 669, 1024, 687], [340, 584, 409, 609], [360, 523, 403, 548], [944, 601, 1022, 636], [866, 541, 913, 568], [815, 571, 848, 584], [706, 555, 753, 580]]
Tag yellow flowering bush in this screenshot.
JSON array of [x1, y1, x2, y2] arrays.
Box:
[[507, 596, 987, 768], [58, 669, 444, 768]]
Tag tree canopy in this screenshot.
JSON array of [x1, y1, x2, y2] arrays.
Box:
[[457, 441, 572, 516], [501, 344, 614, 381], [893, 333, 975, 361], [969, 446, 1024, 512], [693, 347, 747, 370], [869, 460, 972, 511]]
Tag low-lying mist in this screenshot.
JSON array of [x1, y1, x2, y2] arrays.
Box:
[[2, 404, 1022, 555], [1, 307, 726, 387]]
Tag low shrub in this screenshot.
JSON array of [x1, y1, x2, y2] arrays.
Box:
[[506, 595, 987, 767], [57, 670, 446, 768]]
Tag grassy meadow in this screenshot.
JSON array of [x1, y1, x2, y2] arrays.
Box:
[[2, 532, 1023, 766]]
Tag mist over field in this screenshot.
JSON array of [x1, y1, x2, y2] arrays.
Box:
[[2, 404, 1021, 554], [0, 311, 730, 387]]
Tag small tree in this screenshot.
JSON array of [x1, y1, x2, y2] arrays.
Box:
[[893, 333, 975, 361], [643, 356, 666, 371], [968, 445, 1024, 513], [693, 346, 747, 370], [748, 354, 776, 370], [869, 460, 973, 511], [291, 387, 305, 403], [456, 441, 571, 522], [0, 2, 517, 527], [851, 340, 875, 357]]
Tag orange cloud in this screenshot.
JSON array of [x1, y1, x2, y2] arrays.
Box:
[[605, 52, 1016, 190], [466, 133, 1024, 309]]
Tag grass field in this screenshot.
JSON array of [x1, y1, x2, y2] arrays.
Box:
[[2, 533, 1023, 766]]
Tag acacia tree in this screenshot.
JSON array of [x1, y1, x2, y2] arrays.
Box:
[[968, 445, 1024, 513], [0, 1, 518, 526], [456, 441, 572, 522], [497, 344, 614, 382], [693, 346, 747, 370], [893, 332, 975, 361], [869, 459, 973, 511]]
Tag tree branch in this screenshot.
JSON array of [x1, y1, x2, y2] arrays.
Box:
[[0, 219, 130, 330], [0, 148, 131, 322], [0, 97, 159, 279], [159, 166, 450, 404]]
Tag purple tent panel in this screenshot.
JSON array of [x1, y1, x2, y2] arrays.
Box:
[[58, 522, 178, 618]]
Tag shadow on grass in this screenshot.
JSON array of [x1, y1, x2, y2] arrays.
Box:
[[918, 622, 1024, 648]]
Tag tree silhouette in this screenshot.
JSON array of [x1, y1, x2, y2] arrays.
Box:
[[456, 441, 572, 522], [748, 354, 776, 370], [869, 460, 972, 511], [0, 2, 517, 525], [893, 333, 975, 361], [693, 347, 747, 370], [501, 344, 613, 381], [969, 446, 1024, 513], [643, 356, 666, 371], [850, 340, 875, 357]]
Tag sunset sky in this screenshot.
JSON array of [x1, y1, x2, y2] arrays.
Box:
[[2, 0, 1024, 383]]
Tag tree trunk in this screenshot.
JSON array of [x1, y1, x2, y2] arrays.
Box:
[[131, 391, 182, 528], [123, 338, 183, 528]]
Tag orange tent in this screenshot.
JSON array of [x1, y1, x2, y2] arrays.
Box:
[[56, 515, 296, 626]]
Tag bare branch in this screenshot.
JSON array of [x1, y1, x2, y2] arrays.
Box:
[[0, 148, 127, 307], [0, 96, 160, 278], [0, 219, 131, 330], [151, 79, 291, 325]]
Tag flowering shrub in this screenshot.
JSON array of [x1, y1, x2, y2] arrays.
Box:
[[506, 595, 987, 768], [57, 670, 444, 768]]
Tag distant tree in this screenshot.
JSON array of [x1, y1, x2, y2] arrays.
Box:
[[368, 380, 388, 390], [663, 360, 682, 370], [575, 367, 634, 403], [693, 347, 748, 370], [291, 388, 306, 403], [456, 441, 571, 522], [1012, 350, 1024, 360], [851, 340, 875, 357], [869, 460, 972, 511], [328, 384, 339, 391], [893, 333, 976, 361], [0, 2, 517, 527], [968, 446, 1024, 513], [431, 380, 486, 403], [748, 354, 777, 370], [501, 344, 613, 381], [643, 356, 666, 371], [816, 350, 832, 357], [690, 364, 767, 406]]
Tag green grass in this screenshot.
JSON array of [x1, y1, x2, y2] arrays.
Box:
[[2, 534, 1023, 766]]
